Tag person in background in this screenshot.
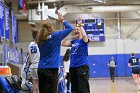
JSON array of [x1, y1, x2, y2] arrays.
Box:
[[128, 53, 140, 91], [108, 56, 117, 82], [58, 65, 66, 93], [20, 48, 23, 64], [36, 12, 73, 93], [62, 17, 90, 93], [63, 49, 71, 93], [28, 29, 40, 93], [21, 53, 33, 91]]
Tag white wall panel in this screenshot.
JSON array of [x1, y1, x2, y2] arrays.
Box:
[[60, 39, 117, 56], [124, 39, 140, 54], [17, 42, 30, 53], [88, 39, 117, 55], [18, 22, 32, 42], [60, 39, 140, 56], [17, 39, 140, 55]]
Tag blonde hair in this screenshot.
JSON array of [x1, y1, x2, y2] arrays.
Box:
[[131, 52, 135, 57], [36, 20, 54, 45]]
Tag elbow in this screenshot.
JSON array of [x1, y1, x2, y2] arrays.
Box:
[[66, 26, 73, 33], [84, 40, 89, 43], [61, 42, 65, 46], [83, 36, 89, 43], [61, 43, 64, 46], [67, 25, 73, 31], [70, 27, 74, 31]]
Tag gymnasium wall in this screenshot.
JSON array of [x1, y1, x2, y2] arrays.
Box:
[[17, 20, 140, 42], [16, 20, 140, 78], [16, 39, 140, 78], [60, 39, 140, 78]]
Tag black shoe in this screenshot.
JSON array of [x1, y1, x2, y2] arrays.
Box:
[[67, 90, 70, 93], [112, 80, 114, 82]]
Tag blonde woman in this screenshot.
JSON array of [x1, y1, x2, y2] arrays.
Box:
[[36, 13, 73, 93]]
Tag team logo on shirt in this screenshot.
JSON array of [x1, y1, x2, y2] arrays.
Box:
[[132, 58, 137, 63], [71, 43, 79, 54], [47, 35, 52, 39]]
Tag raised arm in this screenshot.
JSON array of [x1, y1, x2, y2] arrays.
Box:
[[80, 26, 89, 43], [77, 18, 89, 43], [55, 13, 73, 40], [58, 12, 73, 31], [61, 40, 71, 47]]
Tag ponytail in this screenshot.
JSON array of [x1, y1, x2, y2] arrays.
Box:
[[36, 21, 54, 45]]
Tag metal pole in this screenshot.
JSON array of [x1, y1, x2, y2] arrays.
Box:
[[117, 12, 121, 39]]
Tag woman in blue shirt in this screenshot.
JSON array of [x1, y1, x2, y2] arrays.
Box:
[[62, 18, 90, 93], [36, 13, 73, 93]]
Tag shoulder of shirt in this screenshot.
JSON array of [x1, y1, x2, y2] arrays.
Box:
[[45, 32, 61, 40], [64, 60, 70, 62], [71, 39, 75, 43], [47, 35, 52, 39], [31, 41, 36, 44], [72, 39, 81, 42], [29, 41, 37, 46]]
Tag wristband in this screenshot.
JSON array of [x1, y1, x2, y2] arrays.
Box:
[[76, 23, 84, 27]]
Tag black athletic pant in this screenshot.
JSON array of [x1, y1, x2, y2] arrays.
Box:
[[38, 68, 58, 93], [66, 73, 70, 91], [70, 65, 90, 93], [110, 67, 115, 82]]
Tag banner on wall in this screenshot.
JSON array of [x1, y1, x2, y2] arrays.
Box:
[[12, 11, 18, 43], [18, 0, 26, 12], [5, 7, 10, 40], [3, 45, 20, 64], [23, 0, 26, 12], [19, 0, 23, 8], [0, 1, 5, 38]]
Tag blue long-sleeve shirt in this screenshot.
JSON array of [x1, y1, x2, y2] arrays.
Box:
[[38, 21, 73, 68]]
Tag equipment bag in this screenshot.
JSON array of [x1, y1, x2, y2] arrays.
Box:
[[0, 76, 15, 93]]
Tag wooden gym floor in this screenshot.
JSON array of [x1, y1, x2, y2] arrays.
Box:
[[90, 77, 140, 93]]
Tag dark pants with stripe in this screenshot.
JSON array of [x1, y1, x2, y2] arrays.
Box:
[[70, 65, 90, 93], [38, 68, 58, 93], [110, 67, 115, 82], [66, 73, 70, 91]]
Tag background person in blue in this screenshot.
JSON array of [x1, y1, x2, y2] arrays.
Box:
[[36, 12, 73, 93], [128, 53, 140, 91], [63, 49, 71, 93], [62, 18, 90, 93]]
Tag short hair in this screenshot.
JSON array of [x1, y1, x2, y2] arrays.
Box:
[[31, 29, 38, 39], [131, 52, 135, 57]]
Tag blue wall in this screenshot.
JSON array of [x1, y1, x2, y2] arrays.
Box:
[[61, 53, 140, 78], [88, 54, 140, 78]]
